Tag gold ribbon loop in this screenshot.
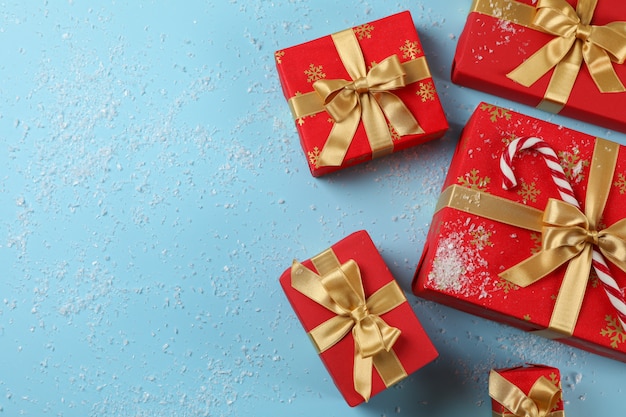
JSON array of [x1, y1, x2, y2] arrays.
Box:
[[505, 0, 626, 112], [489, 370, 561, 417], [291, 248, 407, 401]]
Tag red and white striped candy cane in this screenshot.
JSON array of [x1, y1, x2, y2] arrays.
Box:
[[500, 136, 626, 331]]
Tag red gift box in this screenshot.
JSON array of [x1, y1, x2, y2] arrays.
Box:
[[280, 230, 438, 406], [452, 0, 626, 133], [413, 102, 626, 361], [275, 11, 448, 177], [489, 365, 564, 417]]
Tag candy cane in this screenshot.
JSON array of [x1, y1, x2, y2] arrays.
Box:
[[500, 136, 626, 331]]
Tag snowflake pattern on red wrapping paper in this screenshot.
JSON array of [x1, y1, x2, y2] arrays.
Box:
[[501, 133, 518, 146], [417, 81, 436, 102], [388, 122, 400, 142], [353, 23, 374, 40], [496, 278, 519, 294], [304, 63, 325, 83], [600, 315, 626, 348], [399, 39, 421, 60], [557, 149, 589, 184], [530, 232, 542, 255], [307, 146, 321, 168], [548, 372, 562, 409], [517, 181, 540, 203], [480, 103, 512, 123], [469, 227, 493, 250], [614, 173, 626, 194], [458, 169, 491, 191], [274, 50, 285, 64]]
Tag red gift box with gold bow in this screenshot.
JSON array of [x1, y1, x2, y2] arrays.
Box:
[[413, 102, 626, 361], [490, 365, 565, 417], [280, 230, 438, 406], [275, 11, 448, 177], [452, 0, 626, 132]]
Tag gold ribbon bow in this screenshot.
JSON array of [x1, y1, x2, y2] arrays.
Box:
[[437, 138, 626, 336], [472, 0, 626, 113], [291, 248, 407, 401], [489, 370, 563, 417], [288, 28, 428, 167], [500, 137, 626, 336]]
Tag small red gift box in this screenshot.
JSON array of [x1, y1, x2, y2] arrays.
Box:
[[280, 230, 438, 406], [489, 365, 564, 417], [275, 11, 448, 177], [452, 0, 626, 133], [413, 102, 626, 361]]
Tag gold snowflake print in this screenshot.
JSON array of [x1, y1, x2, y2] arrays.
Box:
[[458, 168, 491, 191], [523, 314, 531, 321], [549, 372, 561, 388], [400, 39, 421, 60], [388, 123, 401, 141], [501, 133, 518, 146], [496, 278, 519, 294], [548, 372, 562, 410], [479, 103, 512, 123], [297, 117, 305, 126], [275, 50, 285, 64], [417, 81, 436, 102], [530, 232, 542, 254], [557, 150, 589, 183], [614, 173, 626, 194], [304, 63, 325, 83], [354, 23, 374, 40], [600, 315, 626, 348], [470, 227, 493, 249], [308, 146, 321, 168], [517, 181, 540, 203]]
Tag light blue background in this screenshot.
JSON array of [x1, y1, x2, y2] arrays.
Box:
[[1, 1, 625, 416]]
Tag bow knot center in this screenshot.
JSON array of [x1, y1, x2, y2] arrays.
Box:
[[350, 77, 370, 94], [575, 23, 592, 42], [350, 304, 370, 323], [585, 229, 600, 246]]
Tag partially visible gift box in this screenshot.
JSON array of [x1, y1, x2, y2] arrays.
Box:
[[452, 0, 626, 132], [280, 230, 438, 406], [275, 11, 448, 177], [413, 102, 626, 361], [490, 365, 564, 417]]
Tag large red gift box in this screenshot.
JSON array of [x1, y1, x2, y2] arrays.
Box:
[[489, 365, 564, 417], [452, 0, 626, 133], [280, 230, 438, 406], [275, 11, 448, 177], [413, 102, 626, 361]]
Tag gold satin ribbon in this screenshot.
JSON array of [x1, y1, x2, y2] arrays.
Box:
[[288, 28, 426, 167], [436, 138, 626, 336], [471, 0, 626, 113], [489, 370, 563, 417], [291, 248, 408, 401]]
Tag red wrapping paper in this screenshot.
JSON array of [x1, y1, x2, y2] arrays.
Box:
[[491, 365, 564, 416], [413, 102, 626, 361], [275, 11, 448, 177], [280, 230, 438, 406], [452, 0, 626, 133]]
